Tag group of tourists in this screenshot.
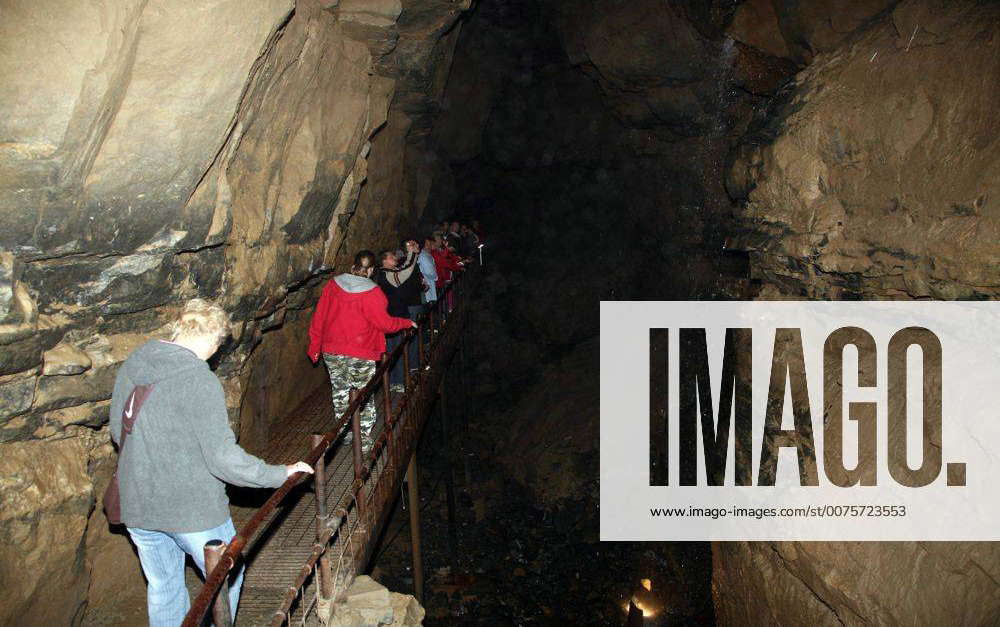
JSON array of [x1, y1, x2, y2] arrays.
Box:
[[306, 219, 483, 449], [107, 217, 483, 626]]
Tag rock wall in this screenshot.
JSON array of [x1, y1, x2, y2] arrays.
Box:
[[727, 0, 1000, 301], [717, 1, 1000, 624], [713, 541, 1000, 626], [0, 0, 469, 622]]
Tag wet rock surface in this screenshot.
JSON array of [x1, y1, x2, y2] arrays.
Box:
[[713, 541, 1000, 627]]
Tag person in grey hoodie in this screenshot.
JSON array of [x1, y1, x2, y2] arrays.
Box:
[[110, 298, 313, 627]]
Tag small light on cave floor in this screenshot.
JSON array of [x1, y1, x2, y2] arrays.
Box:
[[621, 578, 663, 620]]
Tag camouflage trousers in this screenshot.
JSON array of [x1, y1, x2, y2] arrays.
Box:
[[322, 354, 377, 438]]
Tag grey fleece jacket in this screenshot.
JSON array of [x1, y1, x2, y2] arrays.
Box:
[[109, 340, 287, 533]]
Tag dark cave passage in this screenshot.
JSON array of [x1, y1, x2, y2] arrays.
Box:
[[362, 3, 746, 623]]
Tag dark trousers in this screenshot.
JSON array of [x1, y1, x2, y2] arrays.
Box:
[[407, 305, 425, 371], [386, 332, 405, 387]]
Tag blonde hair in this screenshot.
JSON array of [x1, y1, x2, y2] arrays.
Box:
[[170, 299, 231, 343]]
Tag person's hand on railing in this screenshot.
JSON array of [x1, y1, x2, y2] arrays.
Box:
[[286, 461, 314, 477]]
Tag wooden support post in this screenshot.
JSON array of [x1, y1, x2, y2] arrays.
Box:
[[417, 320, 425, 368], [403, 334, 411, 390], [458, 332, 473, 488]]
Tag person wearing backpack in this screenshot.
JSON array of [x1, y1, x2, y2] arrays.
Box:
[[108, 299, 313, 627]]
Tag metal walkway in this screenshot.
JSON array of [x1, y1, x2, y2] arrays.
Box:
[[233, 386, 406, 625], [181, 268, 476, 627]]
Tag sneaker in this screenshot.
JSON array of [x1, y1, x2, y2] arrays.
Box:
[[389, 383, 405, 394]]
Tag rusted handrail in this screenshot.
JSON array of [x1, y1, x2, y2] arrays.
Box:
[[181, 264, 477, 627]]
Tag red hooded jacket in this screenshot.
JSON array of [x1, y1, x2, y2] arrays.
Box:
[[308, 274, 413, 361], [430, 248, 463, 288]]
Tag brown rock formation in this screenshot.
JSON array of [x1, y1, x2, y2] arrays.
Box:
[[716, 0, 1000, 624], [0, 437, 94, 624], [0, 0, 470, 621], [713, 541, 1000, 626], [728, 0, 999, 300]]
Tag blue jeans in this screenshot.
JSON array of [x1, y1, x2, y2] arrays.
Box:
[[128, 518, 243, 627]]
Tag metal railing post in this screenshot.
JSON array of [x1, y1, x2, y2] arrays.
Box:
[[403, 333, 411, 390], [417, 318, 425, 367], [203, 540, 233, 627], [350, 387, 365, 519], [382, 352, 392, 425], [311, 434, 334, 602], [406, 453, 424, 602], [438, 378, 458, 572]]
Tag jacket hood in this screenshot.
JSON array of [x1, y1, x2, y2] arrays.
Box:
[[123, 340, 205, 385], [334, 273, 378, 294]]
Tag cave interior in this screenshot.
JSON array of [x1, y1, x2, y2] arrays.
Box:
[[0, 0, 998, 625]]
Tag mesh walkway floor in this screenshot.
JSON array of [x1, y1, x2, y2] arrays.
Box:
[[225, 386, 398, 626]]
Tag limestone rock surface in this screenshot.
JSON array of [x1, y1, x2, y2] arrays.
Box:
[[324, 575, 425, 626], [0, 0, 470, 622], [728, 0, 1000, 300], [713, 542, 1000, 626], [0, 438, 93, 625], [715, 1, 1000, 624]]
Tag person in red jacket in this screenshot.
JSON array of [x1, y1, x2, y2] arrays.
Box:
[[308, 250, 415, 447], [430, 233, 466, 314], [430, 233, 465, 289]]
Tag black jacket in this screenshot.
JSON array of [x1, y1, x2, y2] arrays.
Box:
[[376, 251, 423, 317]]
